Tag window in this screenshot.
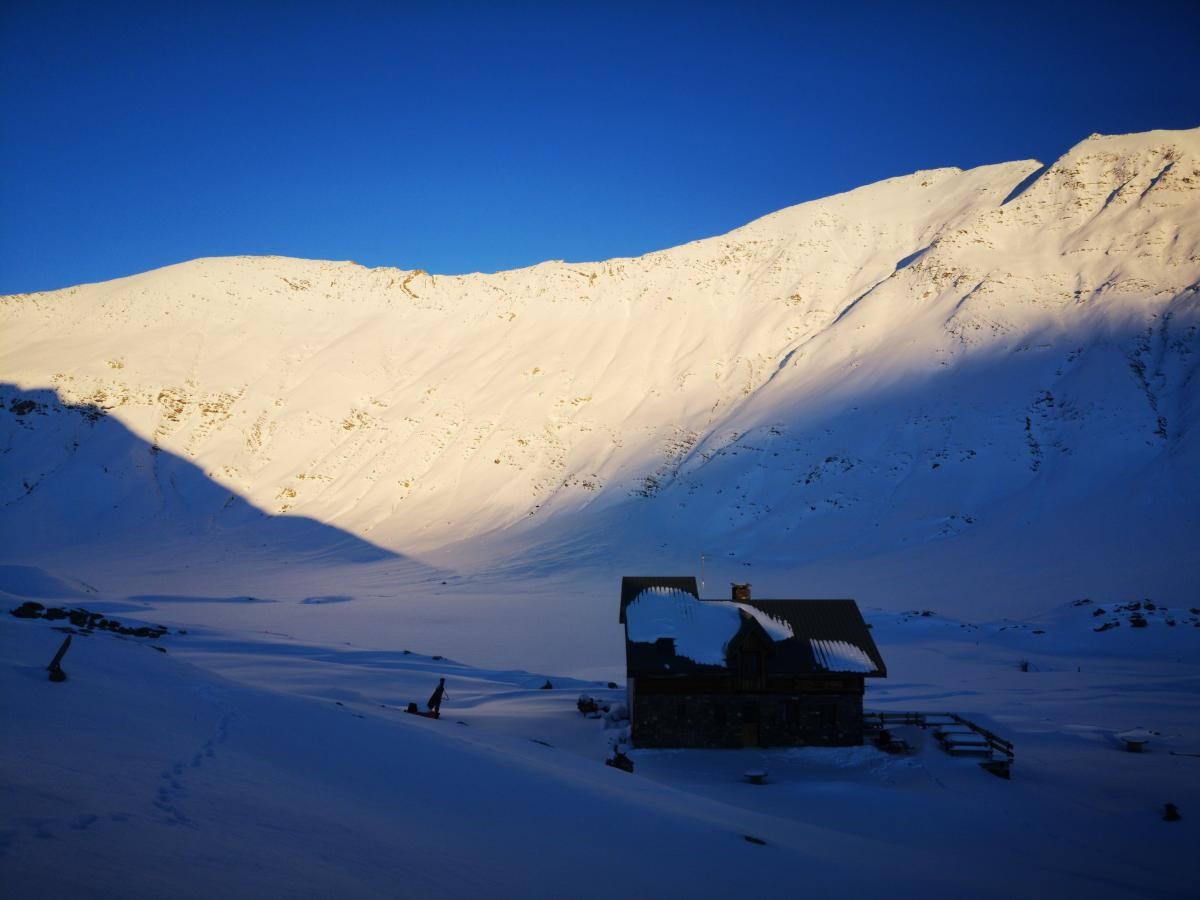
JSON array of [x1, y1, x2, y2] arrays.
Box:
[[740, 651, 762, 678], [783, 700, 800, 724]]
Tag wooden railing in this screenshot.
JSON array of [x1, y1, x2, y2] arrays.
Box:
[[864, 711, 1014, 775], [948, 713, 1014, 760]]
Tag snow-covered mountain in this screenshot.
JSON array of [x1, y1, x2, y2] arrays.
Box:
[[2, 127, 1198, 629], [4, 129, 1199, 898]]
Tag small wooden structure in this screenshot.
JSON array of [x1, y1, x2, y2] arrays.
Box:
[[864, 711, 1015, 778], [621, 577, 886, 749]]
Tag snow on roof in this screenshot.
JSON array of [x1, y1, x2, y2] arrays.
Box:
[[624, 586, 794, 666], [809, 639, 877, 674]]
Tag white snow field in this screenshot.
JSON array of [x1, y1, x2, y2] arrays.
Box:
[[2, 598, 1196, 897], [2, 127, 1199, 896]]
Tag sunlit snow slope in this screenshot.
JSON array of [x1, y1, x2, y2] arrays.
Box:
[[2, 128, 1198, 615]]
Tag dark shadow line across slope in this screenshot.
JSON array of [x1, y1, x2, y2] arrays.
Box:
[[1001, 163, 1049, 206], [0, 384, 401, 567]]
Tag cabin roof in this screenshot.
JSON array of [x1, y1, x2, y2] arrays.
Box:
[[621, 576, 886, 678]]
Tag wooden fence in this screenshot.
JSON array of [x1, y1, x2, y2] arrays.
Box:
[[864, 710, 1014, 778]]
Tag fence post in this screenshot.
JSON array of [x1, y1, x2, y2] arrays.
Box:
[[47, 635, 72, 682]]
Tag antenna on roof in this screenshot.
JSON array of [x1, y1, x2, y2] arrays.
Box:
[[700, 553, 706, 595]]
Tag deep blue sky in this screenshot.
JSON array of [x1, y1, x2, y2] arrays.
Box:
[[2, 1, 1197, 294]]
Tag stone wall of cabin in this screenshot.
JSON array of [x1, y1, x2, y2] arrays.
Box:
[[631, 679, 865, 749]]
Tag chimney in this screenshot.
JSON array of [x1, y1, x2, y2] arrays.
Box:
[[732, 583, 751, 602]]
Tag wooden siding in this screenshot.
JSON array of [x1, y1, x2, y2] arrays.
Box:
[[630, 675, 866, 748]]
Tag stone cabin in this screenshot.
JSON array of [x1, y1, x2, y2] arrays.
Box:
[[620, 576, 886, 748]]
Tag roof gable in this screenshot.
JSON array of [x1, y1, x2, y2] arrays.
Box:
[[739, 599, 885, 673], [727, 611, 778, 657]]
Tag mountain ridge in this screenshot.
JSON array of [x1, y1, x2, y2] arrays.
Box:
[[2, 126, 1197, 617]]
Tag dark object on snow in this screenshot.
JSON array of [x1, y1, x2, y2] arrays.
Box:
[[10, 603, 168, 638], [1018, 660, 1030, 672], [607, 681, 618, 689], [1120, 733, 1150, 752], [876, 728, 913, 755], [743, 834, 767, 845], [427, 678, 447, 714], [1129, 614, 1148, 628], [1163, 803, 1181, 821], [540, 680, 553, 690], [577, 695, 599, 714], [405, 701, 439, 719], [605, 751, 634, 773], [743, 770, 768, 785], [47, 634, 72, 682], [980, 758, 1012, 780]]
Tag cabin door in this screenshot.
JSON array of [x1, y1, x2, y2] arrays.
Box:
[[741, 702, 760, 747]]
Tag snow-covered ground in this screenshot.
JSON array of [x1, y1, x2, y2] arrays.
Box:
[[2, 126, 1199, 895], [2, 596, 1196, 897]]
